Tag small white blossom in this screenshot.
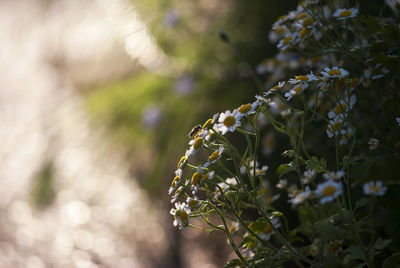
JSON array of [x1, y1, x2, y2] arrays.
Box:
[[363, 181, 387, 196], [215, 110, 242, 135], [368, 138, 380, 150], [170, 202, 191, 229], [321, 67, 349, 79], [315, 180, 343, 204], [333, 8, 358, 20]]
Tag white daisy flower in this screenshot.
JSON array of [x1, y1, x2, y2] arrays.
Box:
[[323, 171, 345, 181], [273, 14, 291, 28], [257, 217, 281, 241], [215, 110, 242, 135], [170, 186, 184, 203], [255, 95, 277, 109], [284, 83, 309, 101], [168, 168, 183, 195], [328, 95, 357, 119], [215, 177, 238, 197], [186, 197, 201, 210], [177, 153, 189, 170], [170, 202, 191, 229], [187, 136, 204, 156], [276, 179, 288, 189], [339, 126, 353, 145], [191, 168, 214, 195], [302, 169, 316, 184], [321, 67, 349, 79], [315, 180, 343, 204], [288, 186, 311, 206], [277, 32, 299, 51], [363, 181, 387, 196], [326, 117, 345, 138], [229, 222, 240, 235], [237, 101, 261, 117], [368, 138, 379, 150], [201, 113, 219, 131], [253, 165, 269, 177], [264, 81, 286, 96], [289, 73, 318, 84], [203, 146, 224, 168], [333, 8, 359, 20]]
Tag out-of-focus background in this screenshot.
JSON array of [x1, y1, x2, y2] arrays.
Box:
[[0, 0, 295, 267]]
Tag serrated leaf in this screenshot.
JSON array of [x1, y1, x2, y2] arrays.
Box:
[[305, 156, 327, 173]]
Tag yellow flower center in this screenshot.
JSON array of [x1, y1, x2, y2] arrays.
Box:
[[192, 172, 202, 186], [292, 189, 302, 198], [229, 225, 238, 233], [334, 104, 347, 114], [312, 56, 322, 63], [322, 185, 336, 196], [188, 199, 199, 209], [262, 223, 273, 234], [256, 169, 264, 175], [171, 176, 179, 188], [302, 17, 314, 27], [275, 26, 284, 34], [369, 185, 380, 193], [193, 137, 203, 151], [328, 241, 340, 253], [328, 69, 342, 76], [300, 27, 311, 39], [174, 187, 182, 196], [332, 122, 342, 132], [175, 209, 188, 222], [209, 151, 220, 162], [294, 86, 303, 94], [283, 35, 293, 45], [223, 115, 236, 127], [277, 15, 288, 22], [238, 104, 252, 114], [202, 118, 213, 130], [295, 75, 309, 81], [177, 156, 186, 169], [271, 84, 280, 91], [350, 77, 360, 88], [202, 174, 209, 180], [339, 10, 352, 18], [297, 12, 308, 20]]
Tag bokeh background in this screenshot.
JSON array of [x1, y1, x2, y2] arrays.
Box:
[[0, 0, 299, 267]]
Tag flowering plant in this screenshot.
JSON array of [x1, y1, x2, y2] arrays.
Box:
[[169, 0, 400, 267]]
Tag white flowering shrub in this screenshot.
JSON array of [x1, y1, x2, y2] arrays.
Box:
[[169, 0, 400, 267]]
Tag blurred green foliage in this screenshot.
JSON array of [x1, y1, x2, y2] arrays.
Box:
[[86, 0, 297, 196]]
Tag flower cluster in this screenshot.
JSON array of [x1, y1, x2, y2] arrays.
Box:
[[168, 1, 399, 267]]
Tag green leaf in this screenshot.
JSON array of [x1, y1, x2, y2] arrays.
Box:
[[344, 245, 365, 262], [305, 156, 327, 173], [372, 238, 392, 251], [358, 15, 381, 37], [354, 198, 369, 212], [276, 162, 297, 177], [383, 253, 400, 268]]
